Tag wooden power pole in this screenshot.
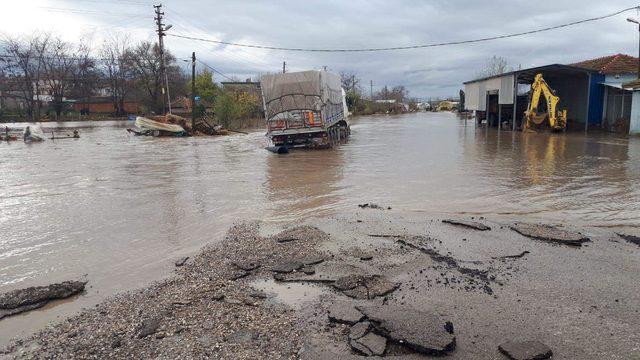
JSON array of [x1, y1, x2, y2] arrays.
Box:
[[154, 4, 172, 114], [191, 52, 196, 127]]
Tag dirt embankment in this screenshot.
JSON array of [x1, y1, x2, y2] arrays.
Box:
[[2, 212, 639, 359]]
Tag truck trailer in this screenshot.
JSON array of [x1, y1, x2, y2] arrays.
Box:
[[261, 70, 350, 149]]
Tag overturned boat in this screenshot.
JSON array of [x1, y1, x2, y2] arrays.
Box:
[[261, 70, 350, 150], [128, 116, 188, 137], [23, 125, 45, 142]]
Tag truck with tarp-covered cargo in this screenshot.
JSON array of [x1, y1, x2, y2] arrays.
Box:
[[261, 70, 350, 149]]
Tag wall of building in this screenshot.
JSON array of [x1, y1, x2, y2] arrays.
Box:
[[630, 91, 640, 135], [73, 101, 140, 114], [545, 73, 589, 129]]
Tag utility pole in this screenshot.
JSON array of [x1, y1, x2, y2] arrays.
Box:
[[370, 80, 373, 100], [282, 61, 286, 74], [154, 4, 172, 114], [191, 52, 196, 127]]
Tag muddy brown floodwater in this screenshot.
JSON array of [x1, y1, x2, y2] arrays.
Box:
[[1, 112, 639, 344]]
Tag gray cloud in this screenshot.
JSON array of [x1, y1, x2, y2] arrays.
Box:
[[18, 0, 640, 98]]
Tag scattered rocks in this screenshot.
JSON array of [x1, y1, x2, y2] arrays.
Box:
[[301, 266, 316, 275], [442, 219, 491, 231], [327, 302, 364, 325], [227, 329, 259, 344], [0, 281, 86, 320], [229, 269, 250, 280], [333, 275, 398, 300], [511, 223, 589, 246], [498, 340, 553, 360], [616, 233, 640, 247], [174, 257, 189, 267], [493, 251, 530, 260], [276, 237, 299, 243], [271, 261, 304, 274], [358, 203, 391, 210], [356, 305, 456, 355], [301, 256, 325, 266], [232, 260, 261, 272], [137, 317, 161, 338]]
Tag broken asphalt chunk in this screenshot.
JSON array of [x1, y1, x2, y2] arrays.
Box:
[[511, 223, 589, 246], [442, 219, 491, 231], [350, 330, 387, 356], [333, 275, 399, 300], [356, 305, 456, 355], [498, 340, 552, 360], [616, 233, 640, 247], [327, 302, 364, 325], [0, 281, 86, 320], [174, 257, 189, 267]]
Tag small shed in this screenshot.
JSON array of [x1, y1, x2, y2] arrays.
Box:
[[464, 65, 602, 131]]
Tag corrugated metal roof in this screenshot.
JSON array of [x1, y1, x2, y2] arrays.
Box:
[[464, 64, 596, 85]]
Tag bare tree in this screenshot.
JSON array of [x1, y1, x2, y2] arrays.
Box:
[[339, 71, 361, 93], [100, 35, 133, 115], [68, 36, 99, 110], [476, 56, 511, 78], [127, 41, 185, 114], [1, 33, 51, 120], [40, 37, 78, 119]]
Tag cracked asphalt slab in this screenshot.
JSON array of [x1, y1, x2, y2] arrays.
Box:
[[1, 211, 639, 359]]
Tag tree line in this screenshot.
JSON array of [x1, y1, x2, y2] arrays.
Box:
[[339, 71, 418, 115], [0, 33, 188, 121]]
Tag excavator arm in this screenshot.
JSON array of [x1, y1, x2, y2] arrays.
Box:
[[524, 74, 567, 132]]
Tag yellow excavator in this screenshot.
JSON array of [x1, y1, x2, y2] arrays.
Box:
[[523, 74, 567, 132]]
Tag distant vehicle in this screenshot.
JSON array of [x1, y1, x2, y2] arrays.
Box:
[[261, 70, 350, 149]]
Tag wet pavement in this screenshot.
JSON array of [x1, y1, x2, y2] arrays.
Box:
[[1, 113, 640, 344]]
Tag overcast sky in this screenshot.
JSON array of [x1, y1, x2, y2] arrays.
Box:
[[2, 0, 640, 98]]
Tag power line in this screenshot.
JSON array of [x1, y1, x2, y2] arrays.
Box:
[[196, 59, 234, 81], [167, 5, 640, 52], [37, 6, 147, 18]]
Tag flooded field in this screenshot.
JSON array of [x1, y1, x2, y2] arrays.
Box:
[[1, 112, 639, 342]]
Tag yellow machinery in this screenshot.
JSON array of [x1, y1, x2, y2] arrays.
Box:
[[524, 74, 567, 132]]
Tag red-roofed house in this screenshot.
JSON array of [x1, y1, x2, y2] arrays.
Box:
[[572, 54, 638, 134]]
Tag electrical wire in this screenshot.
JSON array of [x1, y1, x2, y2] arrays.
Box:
[[167, 5, 640, 52], [196, 59, 234, 81]]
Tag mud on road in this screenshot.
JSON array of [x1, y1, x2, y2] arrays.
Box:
[[2, 210, 639, 359]]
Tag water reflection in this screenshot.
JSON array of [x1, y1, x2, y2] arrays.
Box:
[[265, 147, 346, 220]]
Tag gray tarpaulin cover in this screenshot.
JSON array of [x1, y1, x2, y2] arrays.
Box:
[[261, 70, 343, 119]]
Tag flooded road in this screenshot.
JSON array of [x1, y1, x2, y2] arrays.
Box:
[[1, 112, 639, 342]]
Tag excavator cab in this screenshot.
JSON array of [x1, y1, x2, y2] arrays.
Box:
[[523, 74, 567, 132]]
